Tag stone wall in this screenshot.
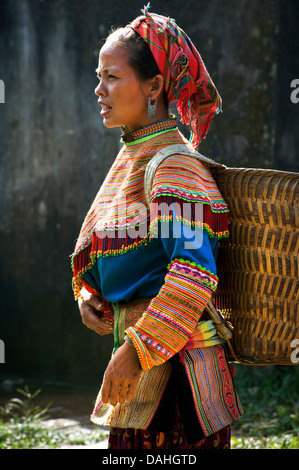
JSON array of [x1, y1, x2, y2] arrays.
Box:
[[0, 0, 298, 387]]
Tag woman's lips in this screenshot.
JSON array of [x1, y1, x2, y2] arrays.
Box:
[[98, 101, 112, 117]]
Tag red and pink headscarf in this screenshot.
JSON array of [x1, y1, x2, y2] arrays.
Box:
[[127, 5, 222, 149]]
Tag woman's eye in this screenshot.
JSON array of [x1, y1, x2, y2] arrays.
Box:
[[96, 73, 117, 81]]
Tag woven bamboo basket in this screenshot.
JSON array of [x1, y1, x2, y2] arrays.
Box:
[[211, 166, 299, 365]]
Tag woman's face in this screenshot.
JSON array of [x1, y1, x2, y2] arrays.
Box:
[[95, 42, 152, 132]]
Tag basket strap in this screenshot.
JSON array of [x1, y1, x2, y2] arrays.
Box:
[[144, 143, 223, 207], [205, 300, 233, 341]]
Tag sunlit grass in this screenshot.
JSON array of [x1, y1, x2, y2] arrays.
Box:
[[231, 434, 299, 449], [0, 386, 107, 449]]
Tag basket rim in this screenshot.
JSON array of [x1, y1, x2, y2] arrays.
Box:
[[213, 166, 299, 179]]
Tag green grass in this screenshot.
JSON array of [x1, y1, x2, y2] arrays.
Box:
[[0, 386, 107, 449], [231, 364, 299, 449], [0, 365, 298, 449]]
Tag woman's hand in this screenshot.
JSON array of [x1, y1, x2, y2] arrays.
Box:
[[78, 288, 113, 336], [101, 340, 142, 406]]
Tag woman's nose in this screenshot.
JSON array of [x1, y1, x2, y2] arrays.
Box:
[[94, 82, 101, 96], [95, 80, 106, 97]]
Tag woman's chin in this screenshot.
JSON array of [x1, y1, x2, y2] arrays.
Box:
[[102, 118, 120, 129]]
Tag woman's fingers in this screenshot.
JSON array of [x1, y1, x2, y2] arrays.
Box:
[[107, 383, 121, 407], [78, 290, 113, 335], [100, 341, 142, 406], [117, 384, 129, 404], [101, 376, 112, 404], [126, 381, 138, 403], [81, 308, 113, 335], [102, 381, 137, 406]]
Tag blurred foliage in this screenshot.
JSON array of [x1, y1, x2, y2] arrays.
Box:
[[231, 364, 299, 449]]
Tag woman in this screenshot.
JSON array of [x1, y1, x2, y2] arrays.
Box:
[[71, 7, 242, 449]]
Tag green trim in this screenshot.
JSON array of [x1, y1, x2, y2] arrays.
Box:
[[168, 258, 219, 279], [124, 128, 177, 147]]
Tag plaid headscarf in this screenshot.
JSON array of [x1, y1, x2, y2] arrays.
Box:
[[127, 5, 222, 148]]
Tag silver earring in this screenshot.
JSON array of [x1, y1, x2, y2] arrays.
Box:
[[148, 96, 157, 119]]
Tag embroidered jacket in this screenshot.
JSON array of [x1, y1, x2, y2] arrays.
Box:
[[72, 121, 229, 369], [72, 120, 243, 436]]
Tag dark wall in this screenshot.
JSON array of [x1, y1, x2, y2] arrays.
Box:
[[274, 0, 299, 171], [0, 0, 298, 387]]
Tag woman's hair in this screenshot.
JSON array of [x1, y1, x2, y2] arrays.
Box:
[[105, 27, 160, 80], [105, 28, 168, 107]]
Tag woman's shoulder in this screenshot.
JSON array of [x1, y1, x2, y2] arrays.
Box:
[[152, 152, 215, 191], [149, 149, 227, 209]]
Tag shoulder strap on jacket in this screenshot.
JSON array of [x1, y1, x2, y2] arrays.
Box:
[[144, 143, 224, 206]]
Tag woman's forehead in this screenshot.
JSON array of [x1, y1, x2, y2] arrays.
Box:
[[99, 42, 126, 63], [97, 43, 134, 75]]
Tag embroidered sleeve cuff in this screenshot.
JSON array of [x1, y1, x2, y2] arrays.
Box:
[[125, 328, 155, 371]]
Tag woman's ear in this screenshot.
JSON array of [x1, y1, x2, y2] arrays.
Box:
[[150, 74, 165, 101]]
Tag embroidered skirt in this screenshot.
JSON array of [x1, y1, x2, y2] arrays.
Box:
[[108, 404, 231, 449]]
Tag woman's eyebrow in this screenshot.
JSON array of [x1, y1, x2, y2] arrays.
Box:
[[95, 67, 114, 76]]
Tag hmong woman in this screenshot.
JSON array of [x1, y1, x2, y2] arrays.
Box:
[[71, 6, 243, 450]]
